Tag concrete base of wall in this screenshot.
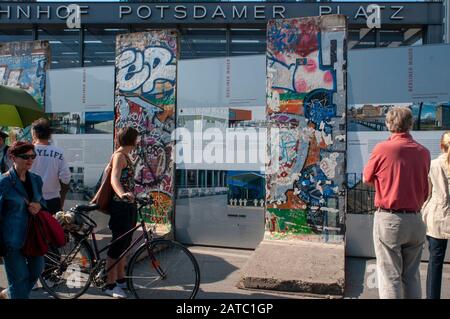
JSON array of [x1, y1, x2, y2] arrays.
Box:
[[238, 239, 345, 296]]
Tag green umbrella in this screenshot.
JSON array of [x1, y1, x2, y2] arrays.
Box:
[[0, 84, 45, 128]]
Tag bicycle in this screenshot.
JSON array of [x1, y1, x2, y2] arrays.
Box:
[[39, 196, 200, 299]]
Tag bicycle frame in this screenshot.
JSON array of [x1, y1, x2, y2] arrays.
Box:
[[44, 201, 166, 289], [41, 200, 200, 299], [90, 204, 156, 274]]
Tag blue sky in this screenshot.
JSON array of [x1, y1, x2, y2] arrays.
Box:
[[412, 103, 438, 120]]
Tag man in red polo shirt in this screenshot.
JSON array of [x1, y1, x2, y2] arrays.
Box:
[[363, 107, 430, 299]]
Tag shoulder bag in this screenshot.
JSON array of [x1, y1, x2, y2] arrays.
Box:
[[91, 151, 126, 214]]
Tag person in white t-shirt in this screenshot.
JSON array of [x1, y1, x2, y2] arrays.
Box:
[[30, 118, 71, 214]]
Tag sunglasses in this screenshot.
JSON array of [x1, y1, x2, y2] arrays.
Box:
[[16, 154, 37, 160]]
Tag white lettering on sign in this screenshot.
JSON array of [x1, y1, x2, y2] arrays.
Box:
[[137, 6, 152, 19], [0, 4, 414, 22], [193, 5, 207, 19], [174, 5, 187, 19], [56, 5, 70, 19], [318, 5, 341, 15], [254, 6, 266, 19], [17, 6, 30, 19], [37, 5, 50, 19], [319, 6, 332, 16], [156, 5, 169, 19], [119, 5, 131, 19], [273, 6, 285, 19], [232, 6, 247, 19], [0, 6, 11, 18], [212, 5, 226, 19], [391, 6, 404, 20], [354, 6, 368, 20]]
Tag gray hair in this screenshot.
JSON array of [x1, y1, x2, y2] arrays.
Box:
[[385, 107, 413, 133]]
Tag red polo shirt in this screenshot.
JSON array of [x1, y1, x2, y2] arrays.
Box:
[[363, 132, 430, 211]]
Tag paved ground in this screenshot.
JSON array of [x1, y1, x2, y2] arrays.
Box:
[[1, 200, 449, 299], [345, 256, 450, 299], [0, 245, 311, 299], [1, 244, 450, 299]]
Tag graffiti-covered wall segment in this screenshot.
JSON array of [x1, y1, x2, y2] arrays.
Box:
[[0, 40, 50, 108], [266, 15, 347, 243], [115, 31, 178, 232]]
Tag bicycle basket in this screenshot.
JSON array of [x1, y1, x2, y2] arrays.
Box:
[[55, 211, 88, 234]]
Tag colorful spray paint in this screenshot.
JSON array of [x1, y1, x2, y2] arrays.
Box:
[[0, 41, 50, 109], [114, 31, 178, 234], [0, 41, 50, 141], [266, 15, 347, 243]]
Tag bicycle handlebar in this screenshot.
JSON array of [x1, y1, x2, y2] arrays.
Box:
[[67, 196, 153, 231], [135, 196, 154, 207]]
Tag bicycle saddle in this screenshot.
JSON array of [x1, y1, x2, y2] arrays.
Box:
[[74, 203, 99, 212]]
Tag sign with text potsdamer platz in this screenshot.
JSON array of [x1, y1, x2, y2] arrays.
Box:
[[0, 1, 443, 25]]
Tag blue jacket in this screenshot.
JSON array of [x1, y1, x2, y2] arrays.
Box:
[[0, 168, 47, 250]]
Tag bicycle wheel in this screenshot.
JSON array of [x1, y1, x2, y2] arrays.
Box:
[[127, 239, 200, 299], [39, 233, 94, 299]]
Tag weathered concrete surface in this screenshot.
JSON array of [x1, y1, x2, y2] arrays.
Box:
[[238, 240, 345, 296]]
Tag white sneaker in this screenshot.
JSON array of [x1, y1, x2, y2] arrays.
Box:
[[116, 281, 127, 290], [104, 285, 127, 299]]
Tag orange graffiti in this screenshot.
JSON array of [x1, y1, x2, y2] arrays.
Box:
[[147, 191, 173, 224], [156, 105, 174, 123], [274, 191, 307, 209], [305, 136, 320, 167], [275, 99, 304, 115]]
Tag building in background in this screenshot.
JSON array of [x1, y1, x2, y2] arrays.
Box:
[[436, 103, 450, 129], [444, 0, 450, 43], [229, 108, 252, 127], [0, 1, 444, 68], [1, 0, 448, 250]]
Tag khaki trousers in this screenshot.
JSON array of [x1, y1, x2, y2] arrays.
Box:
[[373, 211, 426, 299]]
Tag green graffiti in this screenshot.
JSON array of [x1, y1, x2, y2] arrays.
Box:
[[147, 94, 175, 107], [142, 205, 172, 226], [267, 208, 313, 235], [279, 92, 307, 102]]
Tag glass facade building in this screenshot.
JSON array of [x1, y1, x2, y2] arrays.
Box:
[[0, 1, 443, 68]]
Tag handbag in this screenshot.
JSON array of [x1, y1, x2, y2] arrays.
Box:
[[91, 151, 125, 214], [22, 210, 66, 257], [91, 156, 113, 214]]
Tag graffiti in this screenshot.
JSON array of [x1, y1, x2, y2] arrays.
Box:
[[117, 46, 176, 97], [115, 31, 178, 233], [267, 51, 334, 95], [0, 41, 50, 109], [266, 16, 347, 243], [139, 190, 173, 225]]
